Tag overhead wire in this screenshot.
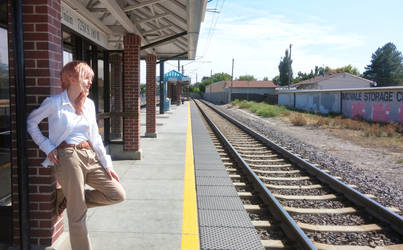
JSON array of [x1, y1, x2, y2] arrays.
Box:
[[201, 0, 226, 58]]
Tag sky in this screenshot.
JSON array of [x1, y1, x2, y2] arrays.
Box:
[[159, 0, 403, 84]]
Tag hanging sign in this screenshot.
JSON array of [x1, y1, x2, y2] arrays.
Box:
[[61, 2, 109, 49]]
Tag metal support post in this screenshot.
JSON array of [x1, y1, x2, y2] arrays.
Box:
[[11, 0, 31, 249], [159, 61, 164, 114]]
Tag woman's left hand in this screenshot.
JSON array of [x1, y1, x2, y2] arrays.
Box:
[[106, 168, 120, 182]]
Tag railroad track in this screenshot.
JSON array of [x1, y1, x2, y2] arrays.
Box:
[[194, 99, 403, 250]]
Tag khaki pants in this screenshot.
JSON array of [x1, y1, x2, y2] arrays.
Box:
[[55, 146, 126, 250]]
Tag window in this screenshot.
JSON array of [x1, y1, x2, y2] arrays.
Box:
[[0, 14, 10, 207]]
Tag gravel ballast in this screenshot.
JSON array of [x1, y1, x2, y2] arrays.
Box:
[[214, 103, 403, 212]]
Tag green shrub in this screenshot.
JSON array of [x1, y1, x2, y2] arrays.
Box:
[[290, 114, 307, 126], [231, 99, 241, 105], [239, 100, 253, 109]]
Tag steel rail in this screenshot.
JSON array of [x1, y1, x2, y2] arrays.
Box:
[[200, 99, 403, 237], [194, 100, 317, 250]]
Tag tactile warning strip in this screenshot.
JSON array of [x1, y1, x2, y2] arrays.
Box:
[[194, 162, 226, 170], [198, 196, 246, 210], [191, 102, 264, 250], [195, 169, 230, 177], [199, 227, 264, 250], [197, 186, 239, 197], [196, 176, 234, 186], [198, 210, 254, 228]]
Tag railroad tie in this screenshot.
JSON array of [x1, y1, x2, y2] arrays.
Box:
[[252, 220, 272, 228], [238, 192, 253, 197], [313, 242, 403, 250], [284, 206, 357, 214], [265, 184, 322, 189], [242, 154, 277, 158], [297, 222, 382, 232], [249, 163, 292, 168], [273, 194, 339, 200], [246, 159, 285, 163], [254, 170, 301, 174], [244, 204, 261, 212], [259, 176, 310, 181], [260, 240, 287, 249]]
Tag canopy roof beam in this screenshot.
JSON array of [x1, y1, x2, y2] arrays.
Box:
[[124, 0, 168, 12], [143, 24, 173, 35], [137, 12, 171, 24], [141, 31, 187, 50], [64, 0, 114, 35], [155, 3, 186, 26], [98, 0, 144, 36]]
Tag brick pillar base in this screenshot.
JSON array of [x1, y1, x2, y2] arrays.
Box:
[[145, 55, 157, 138], [110, 33, 142, 160]]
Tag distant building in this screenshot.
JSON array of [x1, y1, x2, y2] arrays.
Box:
[[291, 72, 375, 90], [204, 80, 277, 104]]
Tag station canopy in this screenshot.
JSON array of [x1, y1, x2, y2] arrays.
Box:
[[63, 0, 207, 59]]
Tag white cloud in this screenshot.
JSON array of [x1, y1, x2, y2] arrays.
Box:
[[194, 8, 365, 81]]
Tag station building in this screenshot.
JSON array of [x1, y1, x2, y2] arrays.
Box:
[[204, 80, 278, 104], [0, 0, 206, 248]]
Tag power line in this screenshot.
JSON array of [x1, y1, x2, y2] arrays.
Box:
[[201, 0, 225, 58]]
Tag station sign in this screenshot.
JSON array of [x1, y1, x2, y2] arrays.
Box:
[[61, 2, 109, 49]]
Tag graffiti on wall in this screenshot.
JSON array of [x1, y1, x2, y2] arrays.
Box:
[[342, 91, 403, 123]]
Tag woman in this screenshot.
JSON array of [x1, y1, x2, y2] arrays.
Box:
[[27, 61, 126, 250]]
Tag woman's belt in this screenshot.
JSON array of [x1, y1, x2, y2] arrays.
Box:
[[58, 141, 92, 150]]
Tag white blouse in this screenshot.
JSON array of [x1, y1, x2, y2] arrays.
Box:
[[27, 90, 113, 169], [64, 113, 90, 145]]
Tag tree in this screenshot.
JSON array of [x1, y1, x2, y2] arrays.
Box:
[[291, 65, 361, 84], [198, 72, 232, 93], [263, 77, 269, 81], [140, 84, 146, 94], [189, 84, 200, 94], [272, 75, 280, 85], [331, 65, 360, 76], [278, 48, 293, 86], [237, 75, 256, 81], [363, 42, 403, 86]]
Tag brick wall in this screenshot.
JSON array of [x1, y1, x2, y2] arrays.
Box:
[[145, 55, 156, 135], [8, 0, 63, 246], [123, 34, 141, 151]]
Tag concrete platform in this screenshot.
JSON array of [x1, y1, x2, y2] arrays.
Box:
[[87, 104, 187, 250], [60, 101, 262, 250]]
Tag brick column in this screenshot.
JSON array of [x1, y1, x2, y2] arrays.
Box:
[[145, 55, 157, 138], [110, 53, 122, 140], [122, 34, 141, 159], [8, 0, 65, 247], [176, 84, 182, 105]]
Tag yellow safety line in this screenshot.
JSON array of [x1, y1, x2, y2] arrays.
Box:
[[181, 102, 199, 250]]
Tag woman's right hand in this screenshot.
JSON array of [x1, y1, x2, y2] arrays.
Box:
[[48, 149, 59, 164]]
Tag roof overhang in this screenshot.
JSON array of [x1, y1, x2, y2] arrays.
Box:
[[62, 0, 207, 59]]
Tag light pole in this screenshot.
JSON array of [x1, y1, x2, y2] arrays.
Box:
[[230, 58, 234, 103]]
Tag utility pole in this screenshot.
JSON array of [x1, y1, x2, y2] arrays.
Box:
[[177, 60, 180, 72], [210, 69, 212, 79], [230, 58, 234, 103], [182, 65, 184, 74], [288, 44, 292, 89]]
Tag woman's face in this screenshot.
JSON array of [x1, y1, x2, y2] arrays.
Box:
[[80, 74, 93, 96]]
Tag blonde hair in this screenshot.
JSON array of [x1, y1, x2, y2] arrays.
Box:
[[60, 61, 94, 115]]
